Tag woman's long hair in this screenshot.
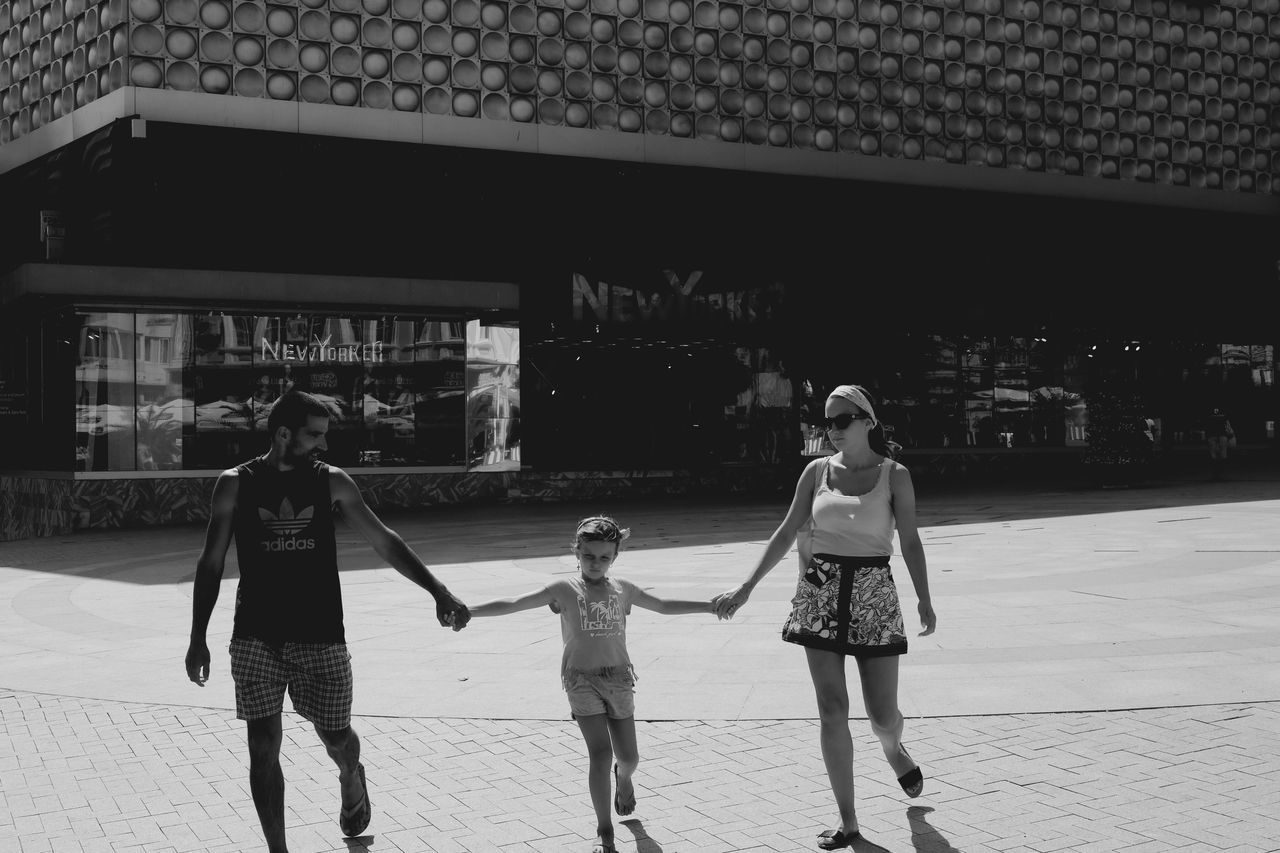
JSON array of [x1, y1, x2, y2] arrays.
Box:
[[845, 384, 901, 460]]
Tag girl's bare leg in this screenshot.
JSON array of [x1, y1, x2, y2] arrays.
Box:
[[576, 714, 616, 849], [606, 716, 639, 815]]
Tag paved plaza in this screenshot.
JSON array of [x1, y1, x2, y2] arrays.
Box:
[[3, 466, 1280, 852]]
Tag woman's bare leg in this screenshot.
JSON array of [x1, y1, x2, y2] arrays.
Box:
[[805, 648, 859, 836]]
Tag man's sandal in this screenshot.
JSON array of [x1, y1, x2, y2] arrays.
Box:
[[817, 828, 861, 849], [896, 744, 924, 798], [591, 839, 617, 853], [339, 762, 371, 837]]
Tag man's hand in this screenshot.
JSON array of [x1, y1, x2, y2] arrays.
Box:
[[185, 639, 211, 685], [437, 592, 471, 632]]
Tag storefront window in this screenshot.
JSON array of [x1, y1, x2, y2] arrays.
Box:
[[191, 312, 259, 468], [466, 322, 520, 470], [1250, 345, 1274, 388], [75, 312, 137, 471], [991, 337, 1030, 448], [136, 313, 193, 470], [1026, 337, 1066, 447], [64, 309, 507, 471], [961, 337, 996, 447], [0, 326, 31, 470], [906, 335, 963, 449]]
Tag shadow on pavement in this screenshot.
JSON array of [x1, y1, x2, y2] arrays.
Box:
[[906, 806, 961, 852], [619, 818, 663, 853], [848, 832, 892, 852], [4, 465, 1280, 584]]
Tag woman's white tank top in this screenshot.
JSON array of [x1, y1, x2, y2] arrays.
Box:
[[809, 456, 895, 558]]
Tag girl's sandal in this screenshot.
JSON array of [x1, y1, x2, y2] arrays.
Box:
[[612, 763, 636, 815]]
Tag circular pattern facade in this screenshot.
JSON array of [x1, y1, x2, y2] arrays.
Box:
[[0, 0, 1276, 194]]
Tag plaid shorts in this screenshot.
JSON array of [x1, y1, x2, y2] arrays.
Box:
[[229, 637, 353, 731]]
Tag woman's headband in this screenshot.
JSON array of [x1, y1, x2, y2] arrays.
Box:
[[827, 385, 878, 427]]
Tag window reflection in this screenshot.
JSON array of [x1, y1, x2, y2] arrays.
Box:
[[136, 313, 193, 470], [72, 310, 506, 472], [466, 321, 520, 470], [192, 312, 259, 468], [75, 312, 137, 471]]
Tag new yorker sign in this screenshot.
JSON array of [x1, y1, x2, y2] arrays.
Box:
[[571, 270, 784, 326], [261, 336, 386, 363]]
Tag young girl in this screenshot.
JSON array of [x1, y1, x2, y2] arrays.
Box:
[[468, 515, 715, 853]]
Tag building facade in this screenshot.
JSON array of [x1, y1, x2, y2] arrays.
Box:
[[2, 0, 1278, 539]]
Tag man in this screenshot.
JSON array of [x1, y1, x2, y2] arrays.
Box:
[[1205, 407, 1235, 480], [185, 390, 470, 852]]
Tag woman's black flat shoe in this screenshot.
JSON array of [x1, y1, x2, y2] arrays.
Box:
[[817, 828, 861, 849], [896, 745, 924, 798]]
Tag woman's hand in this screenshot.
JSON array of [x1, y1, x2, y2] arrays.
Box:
[[918, 599, 937, 636], [712, 585, 752, 620]]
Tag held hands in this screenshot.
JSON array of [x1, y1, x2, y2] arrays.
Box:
[[711, 585, 751, 620], [438, 592, 472, 632], [917, 599, 937, 636], [185, 639, 211, 686]]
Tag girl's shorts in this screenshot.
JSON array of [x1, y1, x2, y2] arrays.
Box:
[[563, 665, 636, 719], [781, 554, 908, 657]]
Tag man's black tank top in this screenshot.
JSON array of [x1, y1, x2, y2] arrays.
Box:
[[232, 458, 345, 644]]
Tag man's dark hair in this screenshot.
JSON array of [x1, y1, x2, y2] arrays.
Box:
[[267, 390, 331, 437]]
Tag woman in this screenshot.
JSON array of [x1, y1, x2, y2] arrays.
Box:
[[713, 384, 937, 849]]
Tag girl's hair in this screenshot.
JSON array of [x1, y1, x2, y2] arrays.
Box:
[[843, 384, 902, 460], [571, 515, 631, 551]]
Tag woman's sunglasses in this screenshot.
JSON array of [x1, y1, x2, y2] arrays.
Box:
[[825, 413, 870, 430]]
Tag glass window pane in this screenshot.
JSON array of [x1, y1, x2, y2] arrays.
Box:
[[992, 337, 1030, 447], [415, 376, 466, 465], [253, 314, 364, 466], [465, 321, 520, 470], [1062, 342, 1089, 446], [191, 312, 259, 469], [136, 313, 193, 470], [961, 337, 994, 446], [1252, 345, 1274, 388], [468, 416, 521, 470], [467, 323, 520, 363], [1221, 343, 1250, 367], [0, 326, 30, 470], [415, 319, 466, 362], [75, 312, 137, 471]]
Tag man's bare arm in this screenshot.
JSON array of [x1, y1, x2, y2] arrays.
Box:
[[186, 470, 238, 685], [329, 468, 471, 629]]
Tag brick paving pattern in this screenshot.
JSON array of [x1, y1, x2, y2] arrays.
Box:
[[3, 689, 1278, 853], [4, 474, 1279, 852]]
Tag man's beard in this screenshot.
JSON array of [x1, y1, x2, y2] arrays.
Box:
[[284, 443, 317, 464]]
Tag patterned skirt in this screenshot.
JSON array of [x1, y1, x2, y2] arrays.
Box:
[[781, 554, 908, 657]]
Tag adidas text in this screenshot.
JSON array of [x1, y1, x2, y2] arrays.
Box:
[[262, 538, 317, 552]]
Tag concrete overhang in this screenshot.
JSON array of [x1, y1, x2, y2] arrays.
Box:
[[1, 87, 1277, 217]]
